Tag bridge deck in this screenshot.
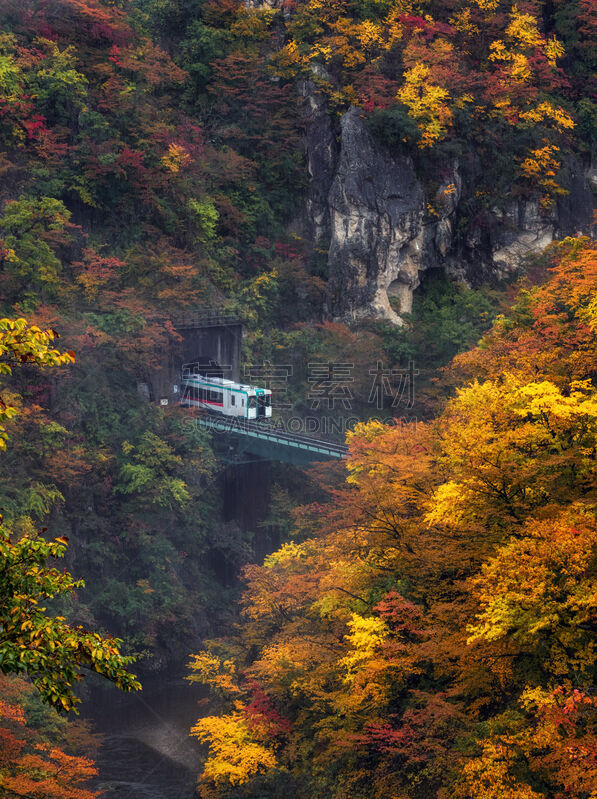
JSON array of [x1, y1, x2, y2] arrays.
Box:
[[197, 413, 348, 460]]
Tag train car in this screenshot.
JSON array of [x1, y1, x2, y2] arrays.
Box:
[[181, 367, 272, 420]]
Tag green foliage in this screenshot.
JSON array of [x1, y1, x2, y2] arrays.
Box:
[[368, 105, 422, 150], [180, 20, 231, 100], [116, 432, 191, 510], [0, 198, 72, 309], [0, 53, 20, 96], [0, 523, 140, 712], [379, 271, 500, 369], [0, 315, 139, 712], [577, 98, 597, 155], [188, 196, 220, 244], [28, 39, 88, 125]]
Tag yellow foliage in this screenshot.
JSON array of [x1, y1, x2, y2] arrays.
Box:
[[161, 142, 191, 173], [519, 102, 574, 131], [515, 378, 597, 423], [191, 713, 277, 786], [263, 540, 310, 569], [230, 8, 278, 40], [545, 35, 565, 65], [472, 0, 500, 12], [451, 741, 544, 799], [467, 504, 597, 677], [449, 8, 480, 37], [425, 480, 474, 526], [186, 651, 242, 695], [427, 376, 597, 530], [489, 41, 532, 81], [506, 6, 543, 49], [520, 145, 558, 178], [520, 143, 566, 207], [489, 6, 558, 85], [397, 63, 452, 148], [340, 613, 389, 679]]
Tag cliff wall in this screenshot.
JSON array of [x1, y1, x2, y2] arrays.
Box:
[[301, 99, 595, 322]]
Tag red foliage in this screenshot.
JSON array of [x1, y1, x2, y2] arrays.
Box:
[[374, 591, 426, 639], [242, 680, 292, 739]]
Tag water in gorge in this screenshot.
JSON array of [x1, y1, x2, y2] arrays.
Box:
[[85, 670, 208, 798]]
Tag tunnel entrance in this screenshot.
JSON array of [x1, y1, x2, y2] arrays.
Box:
[[145, 312, 243, 405], [184, 357, 224, 379]]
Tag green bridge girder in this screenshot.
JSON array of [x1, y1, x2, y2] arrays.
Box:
[[197, 414, 348, 465]]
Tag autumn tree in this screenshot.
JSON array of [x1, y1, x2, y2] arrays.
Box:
[[0, 317, 140, 711], [189, 238, 597, 799]]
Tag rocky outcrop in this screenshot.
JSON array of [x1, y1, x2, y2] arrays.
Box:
[[307, 105, 595, 323], [327, 108, 425, 322], [298, 77, 338, 244], [487, 201, 556, 278]]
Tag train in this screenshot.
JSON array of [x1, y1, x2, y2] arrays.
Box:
[[181, 364, 272, 420]]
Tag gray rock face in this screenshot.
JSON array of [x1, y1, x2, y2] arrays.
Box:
[[298, 78, 337, 243], [556, 156, 595, 235], [327, 108, 425, 322], [489, 200, 556, 278], [308, 104, 595, 323]]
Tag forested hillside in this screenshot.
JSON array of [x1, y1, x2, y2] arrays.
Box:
[[190, 238, 597, 799], [0, 0, 595, 796]]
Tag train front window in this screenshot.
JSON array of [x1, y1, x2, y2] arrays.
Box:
[[248, 397, 256, 409]]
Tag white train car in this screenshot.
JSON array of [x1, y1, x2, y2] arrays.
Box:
[[181, 367, 272, 420]]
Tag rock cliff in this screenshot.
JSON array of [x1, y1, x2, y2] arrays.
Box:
[[301, 105, 595, 323]]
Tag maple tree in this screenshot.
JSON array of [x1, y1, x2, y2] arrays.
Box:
[[0, 672, 102, 799]]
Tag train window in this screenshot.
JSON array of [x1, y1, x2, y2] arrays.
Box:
[[242, 399, 244, 406], [248, 397, 256, 408], [231, 395, 235, 406], [265, 395, 271, 406]]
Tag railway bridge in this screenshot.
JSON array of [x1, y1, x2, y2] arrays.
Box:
[[197, 412, 348, 465]]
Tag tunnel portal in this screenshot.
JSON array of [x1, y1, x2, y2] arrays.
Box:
[[145, 312, 243, 405]]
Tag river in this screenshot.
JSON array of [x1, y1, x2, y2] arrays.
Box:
[[85, 670, 208, 798]]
